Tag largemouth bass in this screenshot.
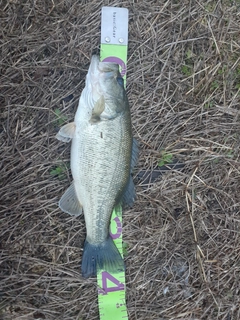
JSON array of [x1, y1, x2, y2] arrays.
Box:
[[56, 55, 138, 278]]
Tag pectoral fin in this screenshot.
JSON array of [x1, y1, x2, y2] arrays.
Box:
[[59, 183, 82, 216], [90, 96, 105, 124], [56, 122, 76, 142]]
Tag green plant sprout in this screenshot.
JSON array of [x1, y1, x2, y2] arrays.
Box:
[[122, 242, 129, 257], [54, 108, 68, 126], [158, 151, 173, 167], [181, 65, 192, 76], [210, 80, 219, 90], [186, 49, 193, 60], [50, 164, 70, 180], [204, 100, 214, 109]]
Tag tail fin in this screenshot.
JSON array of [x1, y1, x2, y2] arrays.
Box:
[[81, 236, 124, 278]]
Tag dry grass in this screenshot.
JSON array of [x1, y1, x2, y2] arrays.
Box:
[[1, 0, 240, 319]]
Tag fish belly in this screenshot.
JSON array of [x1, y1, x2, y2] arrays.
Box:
[[71, 112, 132, 245]]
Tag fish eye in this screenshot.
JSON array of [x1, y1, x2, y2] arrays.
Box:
[[117, 77, 124, 87]]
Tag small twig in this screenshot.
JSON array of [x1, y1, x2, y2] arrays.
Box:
[[207, 19, 220, 55], [186, 168, 207, 282]]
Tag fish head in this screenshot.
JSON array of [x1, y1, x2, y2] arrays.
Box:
[[84, 55, 128, 121]]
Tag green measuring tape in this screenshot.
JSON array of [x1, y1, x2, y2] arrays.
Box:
[[97, 6, 129, 320]]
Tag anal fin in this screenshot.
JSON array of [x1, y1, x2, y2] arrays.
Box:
[[122, 176, 136, 207], [121, 138, 138, 207], [59, 183, 82, 216], [131, 138, 139, 171]]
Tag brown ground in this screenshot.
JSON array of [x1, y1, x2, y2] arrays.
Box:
[[1, 1, 240, 319]]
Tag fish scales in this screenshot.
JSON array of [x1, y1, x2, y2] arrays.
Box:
[[56, 55, 137, 278], [72, 110, 132, 244]]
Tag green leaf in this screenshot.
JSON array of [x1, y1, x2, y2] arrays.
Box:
[[186, 49, 193, 60], [158, 151, 173, 167], [204, 100, 213, 109], [235, 83, 240, 90], [210, 80, 219, 90], [54, 108, 68, 126], [50, 164, 70, 180], [226, 150, 234, 158], [181, 65, 192, 76], [122, 242, 129, 257]]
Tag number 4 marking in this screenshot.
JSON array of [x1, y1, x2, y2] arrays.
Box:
[[98, 271, 125, 295]]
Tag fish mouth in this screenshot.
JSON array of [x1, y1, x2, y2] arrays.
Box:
[[87, 55, 100, 79], [98, 60, 119, 73], [86, 56, 119, 98], [88, 55, 118, 75], [85, 55, 120, 108]]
